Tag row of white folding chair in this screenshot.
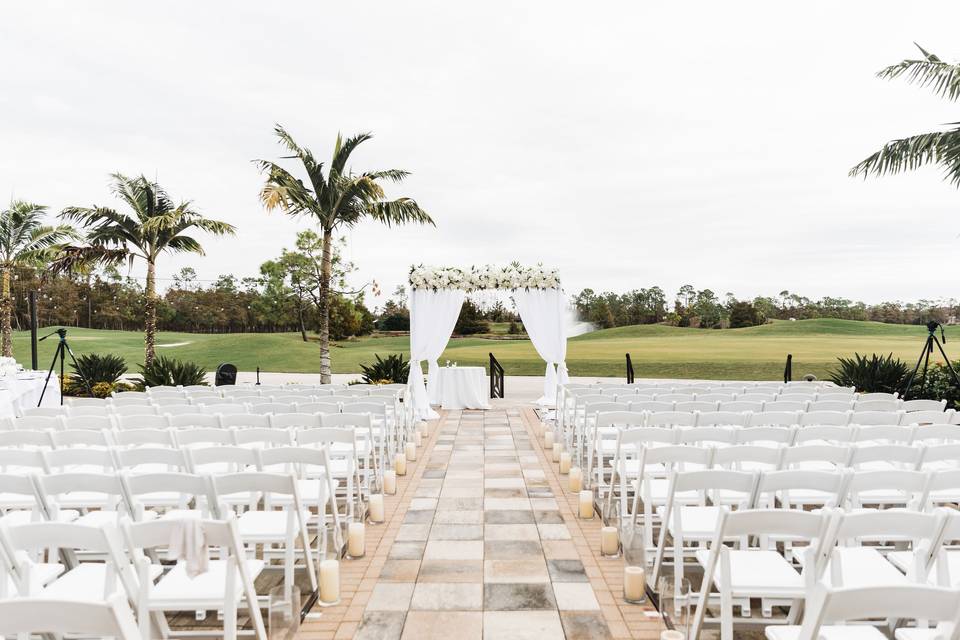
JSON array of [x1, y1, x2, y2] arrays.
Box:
[[679, 506, 960, 640], [595, 388, 890, 402], [0, 517, 268, 639], [649, 473, 960, 636], [7, 409, 378, 431], [0, 469, 321, 609], [0, 419, 374, 514], [606, 441, 960, 528], [0, 439, 354, 527]]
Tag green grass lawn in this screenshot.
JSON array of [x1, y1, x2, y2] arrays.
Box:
[[12, 318, 955, 380]]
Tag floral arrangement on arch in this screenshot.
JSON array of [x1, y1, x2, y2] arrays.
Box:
[[408, 264, 561, 291]]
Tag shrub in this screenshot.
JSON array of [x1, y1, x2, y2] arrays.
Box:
[[829, 352, 909, 393], [728, 301, 766, 328], [71, 353, 128, 384], [508, 320, 524, 335], [454, 300, 490, 335], [377, 312, 410, 332], [137, 355, 208, 388], [901, 360, 960, 408], [360, 354, 410, 384]]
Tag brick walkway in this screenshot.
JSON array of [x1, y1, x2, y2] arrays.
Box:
[[297, 406, 665, 639]]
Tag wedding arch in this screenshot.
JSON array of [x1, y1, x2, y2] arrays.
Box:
[[406, 264, 569, 421]]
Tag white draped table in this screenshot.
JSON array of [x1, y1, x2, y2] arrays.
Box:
[[436, 366, 490, 410], [0, 372, 60, 417]]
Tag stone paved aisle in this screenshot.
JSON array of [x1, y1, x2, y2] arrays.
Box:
[[297, 407, 664, 639]]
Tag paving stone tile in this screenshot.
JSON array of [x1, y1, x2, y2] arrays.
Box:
[[533, 510, 565, 524], [483, 524, 540, 541], [546, 559, 589, 582], [396, 524, 431, 542], [366, 583, 416, 611], [388, 542, 426, 560], [355, 611, 407, 640], [484, 510, 536, 524], [416, 559, 485, 583], [379, 559, 421, 582], [483, 583, 557, 610], [483, 540, 542, 559], [402, 509, 435, 524], [484, 558, 550, 583], [410, 582, 484, 610], [433, 509, 483, 525], [400, 611, 482, 640], [429, 524, 484, 541], [424, 540, 483, 561], [537, 523, 572, 540], [559, 611, 614, 640], [552, 583, 601, 610]]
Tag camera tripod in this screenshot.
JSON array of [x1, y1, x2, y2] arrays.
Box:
[[901, 321, 960, 399], [37, 328, 92, 406]]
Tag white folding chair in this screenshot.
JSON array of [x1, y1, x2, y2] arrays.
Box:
[[696, 411, 749, 428], [220, 413, 271, 429], [651, 469, 759, 590], [114, 414, 170, 430], [168, 413, 222, 429], [691, 508, 829, 639], [798, 411, 852, 427], [124, 516, 267, 640], [765, 400, 808, 412], [297, 427, 362, 519], [902, 399, 948, 413], [767, 583, 960, 640], [122, 471, 217, 519], [114, 446, 189, 473], [748, 411, 800, 428], [210, 472, 317, 602], [0, 594, 142, 640]]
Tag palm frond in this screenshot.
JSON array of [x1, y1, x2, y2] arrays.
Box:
[[877, 44, 960, 101], [362, 169, 411, 183], [330, 132, 373, 178], [849, 128, 960, 186], [47, 245, 130, 275], [367, 198, 434, 227], [165, 235, 204, 255]]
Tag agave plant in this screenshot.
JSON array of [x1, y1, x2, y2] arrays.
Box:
[[829, 352, 909, 393], [359, 353, 410, 384], [70, 352, 128, 385], [136, 355, 207, 388]]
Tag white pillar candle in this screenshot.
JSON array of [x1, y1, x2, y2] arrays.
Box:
[[569, 467, 583, 493], [660, 631, 683, 640], [552, 442, 562, 462], [559, 452, 571, 474], [348, 521, 365, 558], [578, 490, 594, 519], [319, 559, 340, 604], [600, 526, 619, 556], [368, 493, 385, 523], [624, 565, 646, 602], [405, 441, 417, 462], [544, 430, 554, 449], [383, 470, 397, 494], [394, 453, 407, 476], [419, 422, 429, 437], [414, 430, 423, 447]]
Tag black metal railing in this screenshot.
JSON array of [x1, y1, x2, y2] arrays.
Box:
[[626, 353, 635, 384], [489, 352, 505, 399], [783, 353, 793, 383]]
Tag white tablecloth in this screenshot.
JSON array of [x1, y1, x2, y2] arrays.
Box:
[[436, 366, 490, 410], [0, 372, 60, 417]]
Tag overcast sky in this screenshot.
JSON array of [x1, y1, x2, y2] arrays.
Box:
[[3, 1, 960, 307]]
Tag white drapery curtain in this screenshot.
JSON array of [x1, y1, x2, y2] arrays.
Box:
[[405, 288, 465, 421], [513, 288, 569, 406]]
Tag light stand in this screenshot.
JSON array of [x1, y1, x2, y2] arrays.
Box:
[[901, 321, 960, 399], [37, 328, 92, 406]]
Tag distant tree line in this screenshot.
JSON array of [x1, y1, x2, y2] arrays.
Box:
[[574, 286, 960, 330]]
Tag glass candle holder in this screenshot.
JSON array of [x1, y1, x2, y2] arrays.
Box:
[[656, 576, 692, 639], [621, 523, 647, 604]]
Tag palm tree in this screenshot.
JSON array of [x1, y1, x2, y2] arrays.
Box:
[[0, 201, 77, 357], [58, 173, 235, 366], [850, 44, 960, 185], [257, 125, 433, 383]]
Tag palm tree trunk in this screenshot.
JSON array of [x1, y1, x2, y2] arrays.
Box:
[[144, 260, 157, 367], [318, 227, 333, 384], [0, 269, 12, 358]]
